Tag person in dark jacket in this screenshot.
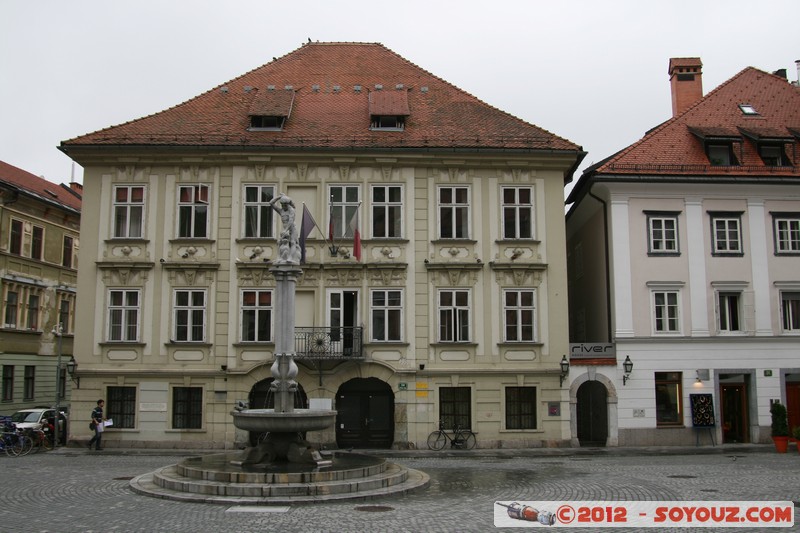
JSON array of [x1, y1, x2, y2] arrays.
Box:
[[87, 399, 105, 450]]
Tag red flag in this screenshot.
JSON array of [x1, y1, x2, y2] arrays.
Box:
[[299, 205, 317, 264], [349, 208, 361, 261]]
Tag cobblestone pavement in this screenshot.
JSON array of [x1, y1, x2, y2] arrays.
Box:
[[1, 446, 798, 533]]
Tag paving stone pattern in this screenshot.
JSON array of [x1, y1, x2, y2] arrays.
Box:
[[1, 447, 798, 532]]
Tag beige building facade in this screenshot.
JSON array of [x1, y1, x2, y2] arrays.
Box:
[[62, 43, 584, 449]]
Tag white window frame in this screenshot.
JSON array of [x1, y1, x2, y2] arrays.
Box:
[[2, 282, 43, 331], [711, 216, 742, 254], [173, 289, 207, 342], [58, 291, 76, 335], [501, 186, 534, 239], [781, 291, 800, 333], [240, 289, 273, 342], [438, 289, 471, 342], [651, 289, 681, 335], [773, 215, 800, 254], [242, 184, 276, 239], [177, 184, 210, 238], [438, 186, 470, 239], [717, 291, 742, 333], [371, 185, 403, 239], [503, 288, 537, 342], [329, 185, 361, 239], [107, 289, 140, 342], [10, 218, 45, 259], [113, 185, 146, 239], [62, 234, 78, 269], [647, 213, 679, 254], [370, 289, 403, 342]]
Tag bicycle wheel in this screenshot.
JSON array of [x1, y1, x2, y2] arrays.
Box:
[[8, 436, 24, 457], [461, 431, 476, 450], [427, 431, 447, 450], [40, 433, 53, 451], [18, 435, 34, 456]]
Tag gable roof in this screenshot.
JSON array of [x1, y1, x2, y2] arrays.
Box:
[[568, 66, 800, 204], [0, 160, 81, 212], [60, 42, 580, 156]]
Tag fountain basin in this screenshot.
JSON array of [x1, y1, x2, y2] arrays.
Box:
[[231, 409, 337, 433]]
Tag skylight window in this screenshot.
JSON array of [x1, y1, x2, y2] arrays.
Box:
[[739, 104, 759, 115]]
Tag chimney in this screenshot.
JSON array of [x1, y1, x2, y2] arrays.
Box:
[[794, 59, 800, 87], [668, 57, 703, 117]]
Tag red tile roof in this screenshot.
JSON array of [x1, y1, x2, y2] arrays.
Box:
[[60, 42, 580, 153], [0, 160, 81, 212], [589, 67, 800, 178]]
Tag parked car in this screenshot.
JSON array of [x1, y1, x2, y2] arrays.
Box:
[[9, 408, 67, 444]]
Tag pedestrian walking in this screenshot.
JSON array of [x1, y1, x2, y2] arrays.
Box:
[[87, 399, 105, 450]]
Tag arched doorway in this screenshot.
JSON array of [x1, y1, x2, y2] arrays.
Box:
[[247, 377, 308, 446], [335, 377, 394, 449], [576, 381, 609, 447]]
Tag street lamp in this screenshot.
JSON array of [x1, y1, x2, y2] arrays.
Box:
[[52, 324, 63, 448], [559, 355, 570, 387], [622, 355, 634, 386]]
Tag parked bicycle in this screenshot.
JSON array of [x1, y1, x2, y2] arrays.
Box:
[[427, 420, 476, 450], [1, 423, 33, 457], [27, 424, 54, 453]]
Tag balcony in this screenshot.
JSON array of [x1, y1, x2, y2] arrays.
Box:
[[294, 327, 364, 360]]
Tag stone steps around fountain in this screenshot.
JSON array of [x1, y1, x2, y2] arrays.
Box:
[[130, 462, 429, 504]]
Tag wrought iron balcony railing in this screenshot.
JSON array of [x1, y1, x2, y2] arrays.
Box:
[[294, 327, 364, 360]]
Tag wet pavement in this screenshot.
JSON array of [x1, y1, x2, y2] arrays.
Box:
[[1, 444, 798, 532]]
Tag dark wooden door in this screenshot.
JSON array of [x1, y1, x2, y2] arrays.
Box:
[[786, 382, 800, 434], [336, 378, 394, 449], [576, 381, 608, 447], [721, 383, 748, 443]]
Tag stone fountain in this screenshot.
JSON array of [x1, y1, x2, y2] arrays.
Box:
[[231, 193, 335, 466], [130, 194, 428, 503]]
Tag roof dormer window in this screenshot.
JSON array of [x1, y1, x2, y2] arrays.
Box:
[[371, 115, 405, 131], [708, 144, 739, 166], [369, 89, 409, 131], [249, 115, 285, 130], [247, 87, 294, 131], [759, 145, 789, 166], [689, 126, 742, 167], [739, 127, 793, 167]]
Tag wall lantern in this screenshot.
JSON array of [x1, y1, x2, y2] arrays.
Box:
[[622, 355, 633, 385], [66, 356, 79, 388], [559, 355, 570, 387]]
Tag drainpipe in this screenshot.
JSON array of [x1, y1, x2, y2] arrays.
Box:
[[588, 186, 613, 342]]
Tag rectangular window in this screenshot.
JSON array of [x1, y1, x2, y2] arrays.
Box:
[[26, 294, 39, 330], [58, 293, 76, 334], [174, 289, 206, 342], [243, 185, 275, 238], [329, 185, 360, 239], [2, 365, 13, 401], [23, 366, 34, 400], [31, 226, 44, 260], [439, 386, 471, 430], [172, 386, 203, 429], [62, 235, 76, 268], [718, 292, 741, 332], [781, 292, 800, 332], [107, 386, 136, 429], [759, 145, 788, 166], [711, 216, 741, 254], [371, 185, 402, 238], [113, 185, 145, 238], [439, 186, 470, 239], [655, 372, 683, 426], [241, 290, 272, 342], [774, 216, 800, 254], [370, 289, 402, 342], [647, 214, 679, 253], [503, 289, 536, 342], [108, 289, 140, 342], [505, 387, 537, 430], [9, 219, 23, 255], [438, 289, 470, 342], [177, 184, 209, 238], [707, 144, 738, 166], [502, 187, 534, 239], [4, 290, 18, 328], [653, 290, 680, 333]]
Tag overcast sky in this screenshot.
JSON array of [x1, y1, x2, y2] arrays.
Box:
[[2, 0, 798, 201]]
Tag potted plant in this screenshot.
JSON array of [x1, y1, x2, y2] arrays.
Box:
[[770, 401, 789, 453], [793, 426, 800, 454]]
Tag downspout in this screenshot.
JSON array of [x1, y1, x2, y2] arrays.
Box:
[[587, 186, 613, 342]]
